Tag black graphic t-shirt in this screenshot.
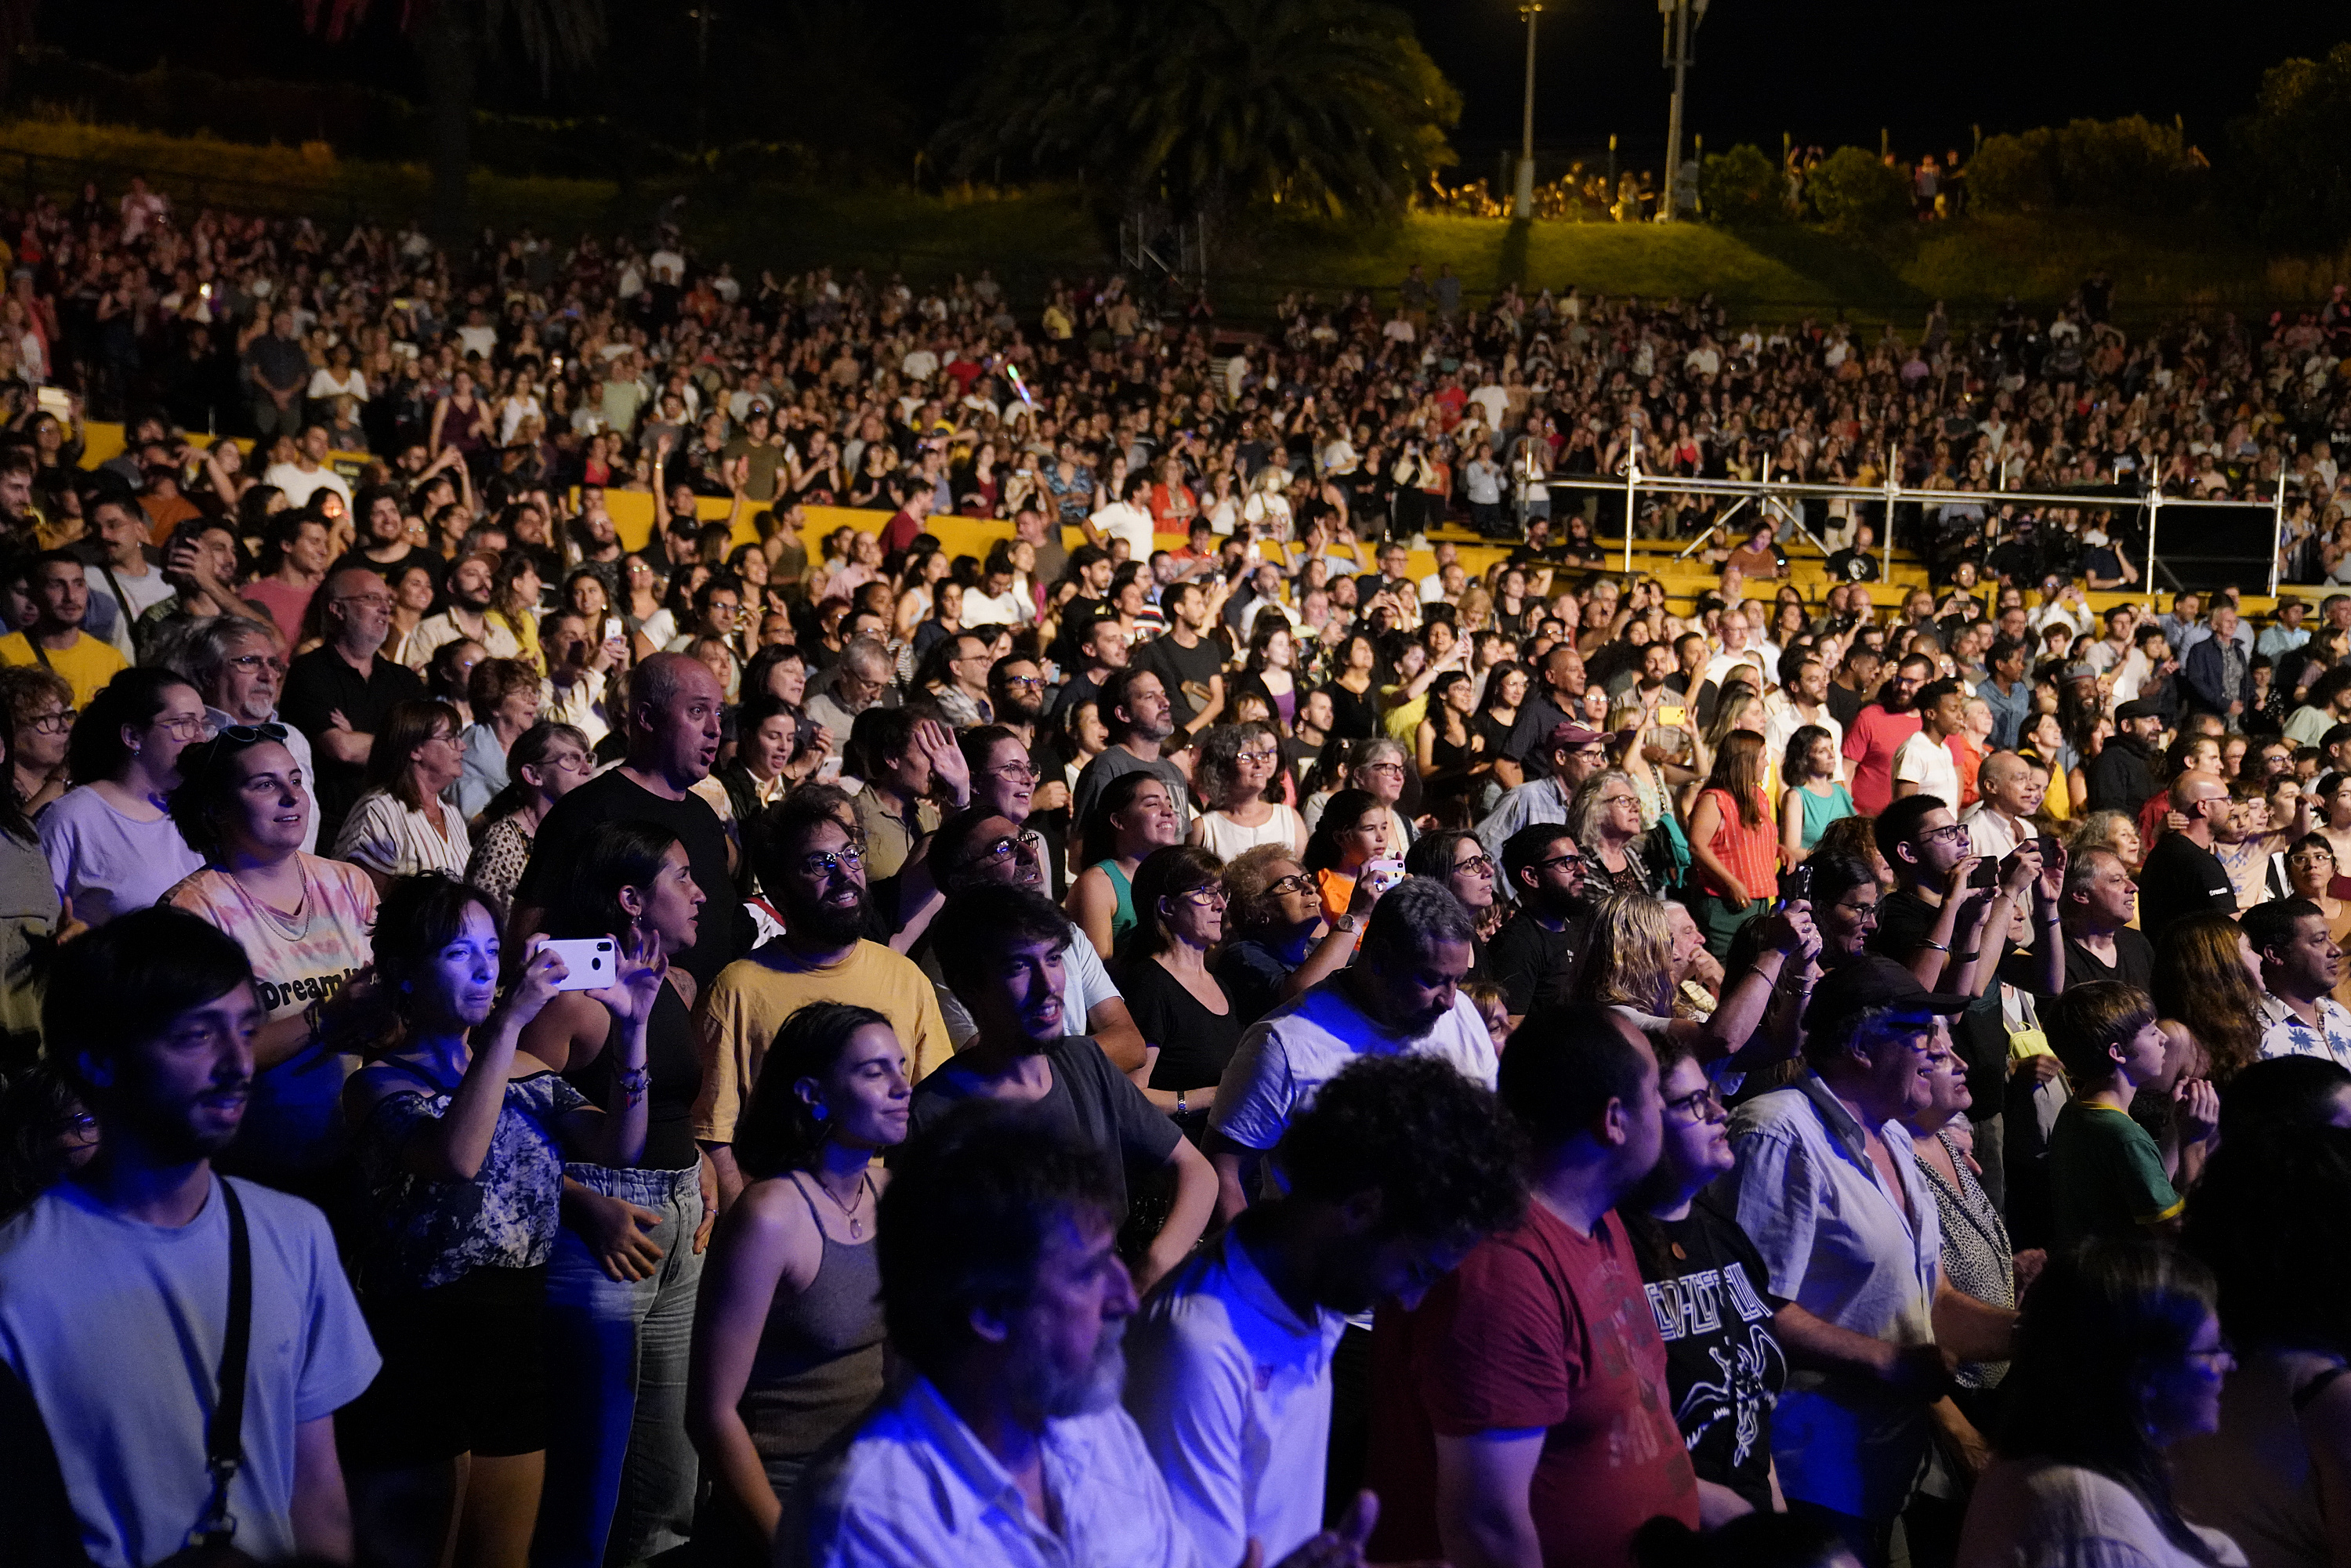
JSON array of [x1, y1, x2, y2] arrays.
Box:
[[1636, 1193, 1789, 1511]]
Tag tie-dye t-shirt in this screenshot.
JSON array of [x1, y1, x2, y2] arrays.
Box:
[[166, 855, 378, 1182]]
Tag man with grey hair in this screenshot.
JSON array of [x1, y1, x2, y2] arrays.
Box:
[[511, 652, 750, 986], [1209, 877, 1498, 1223], [806, 632, 895, 743], [185, 617, 318, 853]]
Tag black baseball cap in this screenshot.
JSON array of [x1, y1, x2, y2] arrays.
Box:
[[1802, 954, 1972, 1041]]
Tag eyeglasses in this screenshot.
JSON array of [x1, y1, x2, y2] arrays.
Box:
[[795, 846, 864, 878], [1664, 1083, 1722, 1121], [1265, 872, 1315, 897], [1451, 853, 1495, 875], [26, 708, 71, 734], [155, 714, 206, 740], [1533, 851, 1586, 874], [996, 672, 1044, 690], [226, 654, 289, 675], [1236, 748, 1281, 765], [1598, 791, 1640, 807], [215, 722, 287, 744], [988, 761, 1040, 784], [1919, 823, 1971, 847], [1179, 885, 1230, 907], [958, 834, 1037, 874], [1359, 761, 1405, 777]]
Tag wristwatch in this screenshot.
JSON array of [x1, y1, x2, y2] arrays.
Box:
[[1333, 913, 1360, 934], [1176, 1092, 1190, 1117]]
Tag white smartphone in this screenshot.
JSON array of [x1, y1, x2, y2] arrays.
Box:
[[602, 615, 624, 646], [543, 937, 618, 991], [1363, 857, 1407, 896]]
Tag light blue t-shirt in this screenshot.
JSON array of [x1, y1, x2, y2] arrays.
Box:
[[0, 1175, 380, 1568]]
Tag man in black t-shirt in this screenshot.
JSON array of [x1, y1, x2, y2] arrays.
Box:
[[277, 566, 425, 849], [511, 653, 751, 987], [1487, 824, 1587, 1021], [2135, 772, 2237, 943], [2059, 847, 2154, 989], [1135, 580, 1229, 741]]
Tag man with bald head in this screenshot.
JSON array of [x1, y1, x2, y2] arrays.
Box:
[[1958, 750, 2042, 860], [278, 563, 424, 847], [2135, 769, 2238, 943], [511, 652, 752, 985]]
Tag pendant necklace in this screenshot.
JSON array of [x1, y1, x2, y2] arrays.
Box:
[[815, 1170, 874, 1239]]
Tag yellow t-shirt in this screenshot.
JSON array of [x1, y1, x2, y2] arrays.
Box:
[[690, 938, 950, 1145], [0, 630, 128, 708]]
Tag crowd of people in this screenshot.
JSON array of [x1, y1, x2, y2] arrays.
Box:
[[4, 176, 2351, 1568]]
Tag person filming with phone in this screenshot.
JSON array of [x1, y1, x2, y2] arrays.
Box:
[[1867, 794, 2052, 992]]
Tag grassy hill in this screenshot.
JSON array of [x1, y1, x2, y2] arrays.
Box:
[[3, 116, 2341, 329]]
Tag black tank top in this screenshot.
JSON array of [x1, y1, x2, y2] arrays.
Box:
[[565, 978, 701, 1170]]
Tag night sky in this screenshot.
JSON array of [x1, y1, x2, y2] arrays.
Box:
[[28, 0, 2351, 175]]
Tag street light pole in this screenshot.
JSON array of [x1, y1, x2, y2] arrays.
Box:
[[1515, 4, 1541, 219], [1659, 0, 1705, 222]]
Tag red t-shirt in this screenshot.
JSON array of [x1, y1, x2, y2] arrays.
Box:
[[1366, 1203, 1698, 1568], [1843, 703, 1922, 817], [877, 509, 922, 556]]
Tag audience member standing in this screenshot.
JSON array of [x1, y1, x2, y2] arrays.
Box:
[[687, 1004, 908, 1557], [0, 907, 379, 1568], [38, 665, 205, 925], [279, 566, 425, 850], [163, 729, 375, 1204]]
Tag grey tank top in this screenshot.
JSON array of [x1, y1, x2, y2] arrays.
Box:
[[737, 1172, 888, 1463]]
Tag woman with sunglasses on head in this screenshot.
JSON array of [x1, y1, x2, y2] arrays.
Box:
[[1190, 721, 1305, 859], [686, 1003, 909, 1558], [1117, 845, 1241, 1130], [38, 665, 206, 927], [163, 726, 376, 1200], [520, 821, 712, 1568]]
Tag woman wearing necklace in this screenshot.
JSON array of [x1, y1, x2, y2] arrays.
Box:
[[164, 726, 378, 1204], [336, 874, 659, 1568], [520, 821, 715, 1568], [686, 1001, 909, 1555], [36, 666, 205, 927]]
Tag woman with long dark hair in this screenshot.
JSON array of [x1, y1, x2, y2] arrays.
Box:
[[335, 875, 661, 1568], [1067, 770, 1183, 958], [686, 1002, 908, 1556], [1300, 784, 1390, 925], [37, 665, 205, 926], [1685, 729, 1778, 958], [1117, 844, 1240, 1128], [1962, 1241, 2240, 1566], [520, 822, 712, 1567]]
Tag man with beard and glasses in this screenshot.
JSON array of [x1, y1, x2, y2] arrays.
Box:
[[1126, 1056, 1523, 1565], [911, 883, 1215, 1295], [693, 795, 948, 1206], [511, 654, 751, 989], [1842, 651, 1932, 817], [1486, 824, 1590, 1025], [0, 907, 379, 1568], [788, 1110, 1382, 1568], [403, 551, 520, 673], [911, 809, 1147, 1069]]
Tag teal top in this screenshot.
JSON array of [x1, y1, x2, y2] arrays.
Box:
[[1795, 781, 1857, 851], [1092, 860, 1136, 948]]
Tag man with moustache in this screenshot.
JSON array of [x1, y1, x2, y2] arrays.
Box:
[[0, 907, 379, 1568], [1842, 652, 1933, 816], [278, 565, 425, 849], [691, 793, 950, 1205]]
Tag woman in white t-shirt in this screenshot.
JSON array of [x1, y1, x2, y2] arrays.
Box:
[[163, 726, 378, 1190], [36, 668, 205, 927], [332, 699, 472, 889], [1190, 722, 1304, 859], [306, 339, 368, 408]]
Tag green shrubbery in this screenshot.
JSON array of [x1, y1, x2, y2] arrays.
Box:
[[1968, 116, 2205, 215], [1700, 144, 1781, 223], [2231, 43, 2351, 245], [1806, 147, 1909, 228]]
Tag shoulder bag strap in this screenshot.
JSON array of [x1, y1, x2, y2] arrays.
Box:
[[24, 635, 50, 672], [190, 1178, 252, 1552], [96, 561, 142, 661]]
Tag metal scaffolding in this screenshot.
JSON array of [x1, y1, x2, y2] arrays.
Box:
[[1541, 461, 2289, 597]]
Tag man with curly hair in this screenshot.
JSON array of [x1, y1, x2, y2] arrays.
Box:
[[1124, 1056, 1524, 1563]]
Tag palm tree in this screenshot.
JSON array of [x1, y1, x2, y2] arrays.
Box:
[[940, 0, 1459, 230], [304, 0, 605, 239]]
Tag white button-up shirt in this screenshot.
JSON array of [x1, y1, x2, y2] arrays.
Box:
[[2257, 990, 2351, 1070], [790, 1371, 1196, 1568], [1727, 1073, 1941, 1522]]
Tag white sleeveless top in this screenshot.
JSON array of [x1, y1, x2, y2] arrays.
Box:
[[1197, 803, 1302, 861]]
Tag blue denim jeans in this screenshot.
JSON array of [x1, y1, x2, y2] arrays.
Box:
[[534, 1164, 704, 1568]]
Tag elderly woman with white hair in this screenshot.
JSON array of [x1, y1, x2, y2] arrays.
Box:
[[1568, 769, 1654, 899], [1302, 735, 1415, 851]]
